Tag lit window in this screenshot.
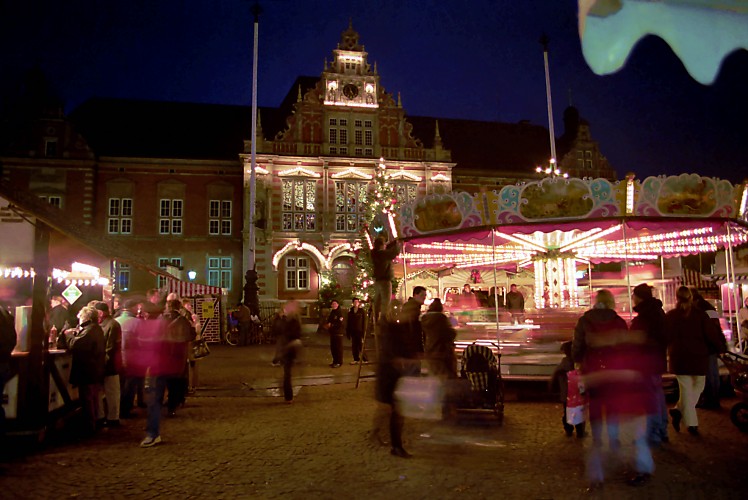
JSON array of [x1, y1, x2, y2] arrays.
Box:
[[285, 257, 309, 290], [335, 180, 367, 232], [209, 200, 232, 235], [207, 256, 232, 290], [108, 198, 133, 235], [116, 263, 130, 292], [282, 179, 316, 232], [157, 257, 182, 288], [393, 182, 417, 205], [159, 199, 183, 235]]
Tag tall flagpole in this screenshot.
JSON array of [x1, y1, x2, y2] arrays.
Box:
[[540, 34, 557, 163], [248, 2, 261, 271]]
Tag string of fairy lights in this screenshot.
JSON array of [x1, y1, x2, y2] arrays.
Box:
[[404, 225, 748, 268]]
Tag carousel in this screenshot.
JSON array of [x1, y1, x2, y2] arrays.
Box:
[[393, 173, 748, 378]]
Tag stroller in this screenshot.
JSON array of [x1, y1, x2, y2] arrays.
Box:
[[719, 351, 748, 432], [452, 341, 505, 424]]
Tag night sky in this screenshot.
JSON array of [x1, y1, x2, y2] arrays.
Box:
[[1, 0, 747, 182]]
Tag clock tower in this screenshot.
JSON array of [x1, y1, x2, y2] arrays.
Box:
[[323, 21, 378, 108]]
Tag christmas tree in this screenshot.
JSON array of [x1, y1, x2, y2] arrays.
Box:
[[354, 158, 398, 302]]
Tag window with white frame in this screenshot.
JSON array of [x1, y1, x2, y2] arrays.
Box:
[[108, 198, 133, 234], [329, 128, 338, 144], [116, 263, 130, 292], [282, 179, 316, 231], [364, 130, 373, 146], [393, 182, 418, 205], [159, 199, 183, 235], [157, 257, 182, 288], [334, 180, 367, 232], [39, 195, 62, 208], [209, 200, 232, 235], [354, 129, 363, 145], [207, 257, 232, 289], [339, 129, 348, 145], [285, 257, 309, 290]]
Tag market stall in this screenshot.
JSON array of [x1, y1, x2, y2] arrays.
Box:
[[165, 278, 226, 343]]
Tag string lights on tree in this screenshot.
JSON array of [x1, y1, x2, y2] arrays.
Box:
[[354, 158, 399, 301]]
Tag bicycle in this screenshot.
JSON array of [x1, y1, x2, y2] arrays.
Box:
[[225, 321, 264, 346], [225, 325, 240, 346]]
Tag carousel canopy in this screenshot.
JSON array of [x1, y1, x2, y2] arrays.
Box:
[[396, 174, 748, 269]]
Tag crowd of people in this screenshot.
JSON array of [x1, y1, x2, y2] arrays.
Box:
[[566, 284, 728, 491], [46, 290, 201, 447]]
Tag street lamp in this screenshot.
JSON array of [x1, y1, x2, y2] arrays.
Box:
[[535, 158, 568, 178]]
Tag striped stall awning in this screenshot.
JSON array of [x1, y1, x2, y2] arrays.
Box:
[[708, 274, 748, 284], [679, 268, 719, 290], [166, 278, 224, 297]]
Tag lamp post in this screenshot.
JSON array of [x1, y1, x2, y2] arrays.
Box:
[[248, 2, 261, 271]]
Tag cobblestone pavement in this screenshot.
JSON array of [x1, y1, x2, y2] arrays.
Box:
[[2, 331, 748, 499]]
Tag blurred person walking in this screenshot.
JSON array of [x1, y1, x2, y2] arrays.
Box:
[[629, 283, 669, 447], [61, 306, 105, 436], [276, 300, 302, 403], [94, 302, 122, 427], [373, 300, 422, 458], [162, 299, 194, 417], [325, 299, 345, 368], [666, 286, 725, 436], [347, 297, 367, 364], [118, 299, 144, 417], [573, 289, 654, 489]]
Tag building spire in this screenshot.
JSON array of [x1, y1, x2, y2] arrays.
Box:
[[397, 92, 402, 108], [297, 84, 302, 102], [434, 119, 442, 148]]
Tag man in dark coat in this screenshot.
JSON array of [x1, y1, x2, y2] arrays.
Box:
[[94, 302, 122, 427], [399, 286, 427, 358], [691, 288, 727, 409], [325, 300, 345, 367], [629, 283, 669, 447], [63, 305, 105, 435], [347, 297, 367, 364]]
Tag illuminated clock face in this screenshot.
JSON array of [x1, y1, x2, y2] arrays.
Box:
[[343, 83, 359, 99]]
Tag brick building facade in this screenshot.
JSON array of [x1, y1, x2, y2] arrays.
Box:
[[0, 24, 615, 310]]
